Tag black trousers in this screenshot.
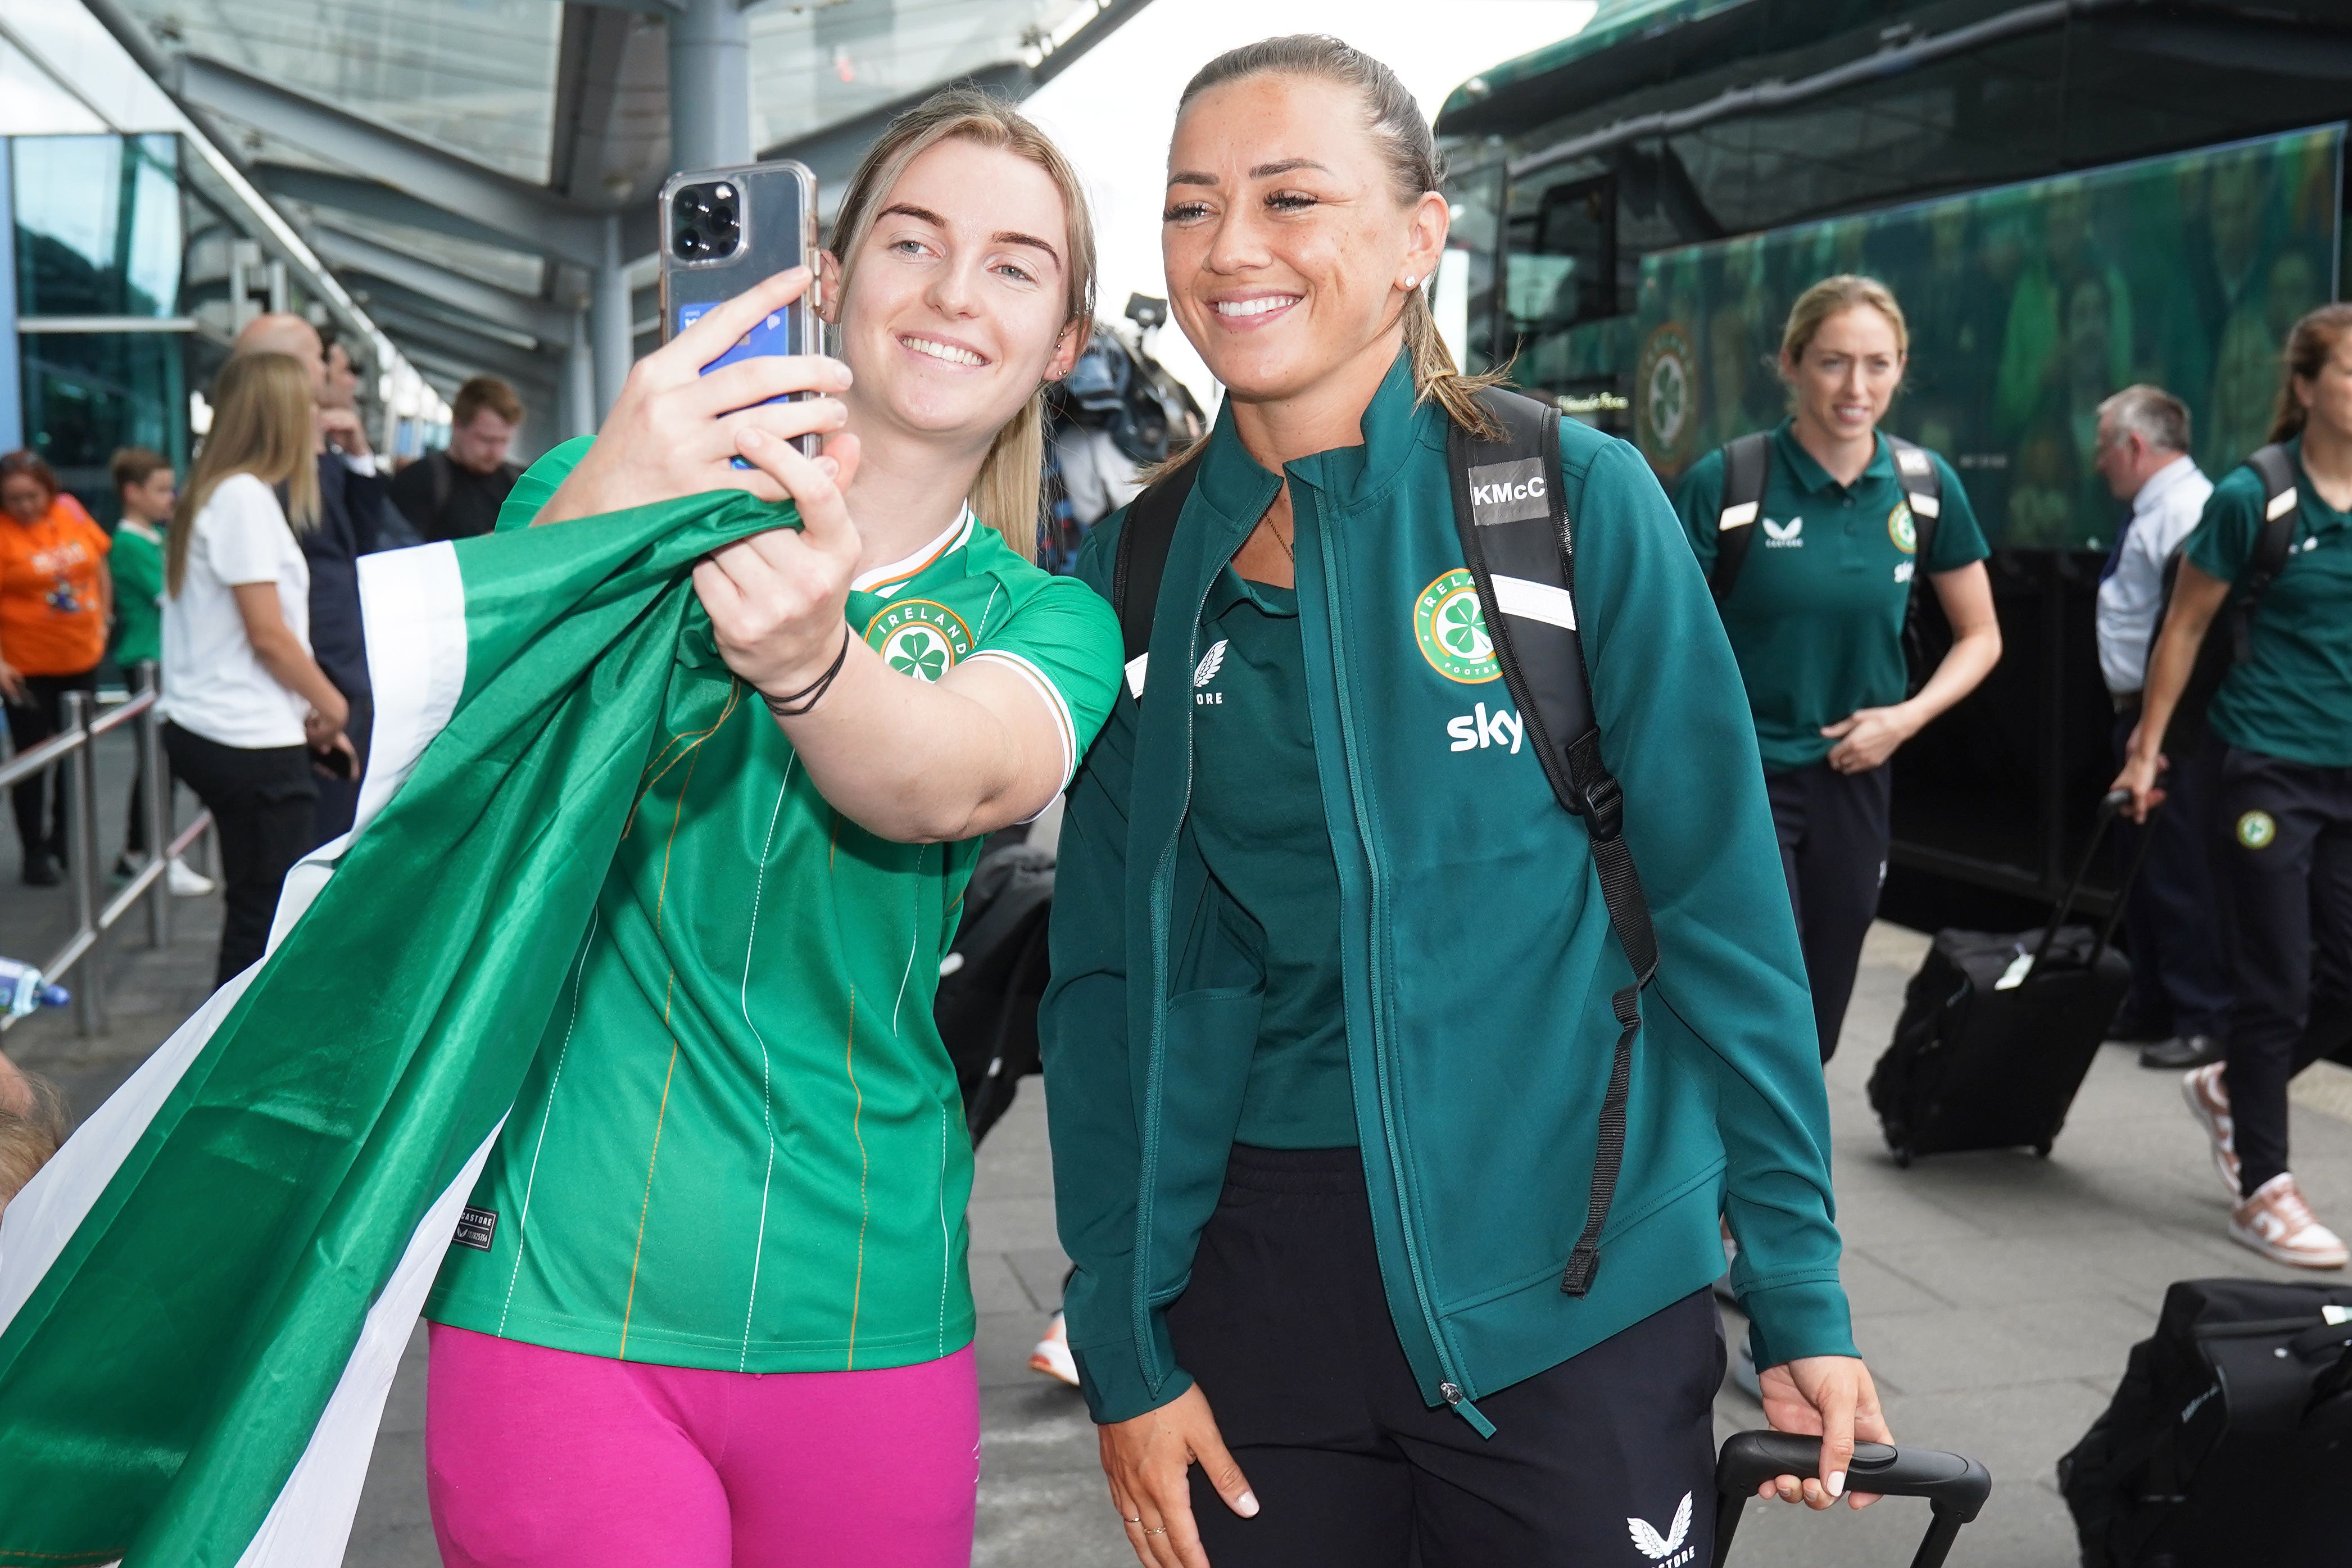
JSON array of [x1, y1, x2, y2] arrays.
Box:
[[2215, 747, 2352, 1197], [1167, 1145, 1723, 1568], [164, 723, 317, 989], [2110, 714, 2233, 1037], [1765, 761, 1893, 1062], [4, 667, 98, 866]]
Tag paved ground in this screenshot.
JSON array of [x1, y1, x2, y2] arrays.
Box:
[[11, 735, 2348, 1568]]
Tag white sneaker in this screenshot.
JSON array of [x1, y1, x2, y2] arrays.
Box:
[[2229, 1173, 2349, 1270], [167, 856, 216, 897], [1028, 1311, 1079, 1387], [2182, 1063, 2240, 1199]]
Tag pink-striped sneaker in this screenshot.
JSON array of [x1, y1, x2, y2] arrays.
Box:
[[2181, 1063, 2240, 1199], [1028, 1311, 1079, 1387], [2230, 1174, 2349, 1270]]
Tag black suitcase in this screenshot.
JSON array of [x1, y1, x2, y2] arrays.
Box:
[[1712, 1431, 1991, 1567], [935, 833, 1055, 1146], [1868, 790, 2148, 1166], [2058, 1277, 2352, 1566]]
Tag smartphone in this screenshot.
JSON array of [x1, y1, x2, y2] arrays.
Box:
[[658, 160, 822, 460]]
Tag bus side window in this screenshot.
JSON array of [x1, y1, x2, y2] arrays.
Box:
[[1505, 173, 1616, 341]]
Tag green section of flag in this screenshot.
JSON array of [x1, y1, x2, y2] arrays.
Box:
[[0, 491, 796, 1566]]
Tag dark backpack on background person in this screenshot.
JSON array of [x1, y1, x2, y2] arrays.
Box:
[[2146, 442, 2300, 756], [1111, 386, 1657, 1297], [935, 831, 1057, 1147], [2058, 1276, 2352, 1567], [1706, 429, 1948, 682]]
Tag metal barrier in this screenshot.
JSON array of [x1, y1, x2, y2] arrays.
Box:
[[1, 664, 214, 1037]]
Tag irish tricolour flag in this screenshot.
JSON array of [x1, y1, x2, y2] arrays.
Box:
[[0, 479, 791, 1566]]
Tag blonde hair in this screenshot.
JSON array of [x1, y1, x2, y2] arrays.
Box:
[[170, 352, 318, 596], [2267, 302, 2352, 445], [0, 1067, 69, 1211], [828, 87, 1096, 561], [1780, 274, 1910, 366], [1173, 35, 1507, 449]]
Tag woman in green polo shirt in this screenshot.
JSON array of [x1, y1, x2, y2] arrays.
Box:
[[2118, 302, 2352, 1272], [416, 92, 1123, 1568], [1045, 38, 1888, 1568], [1673, 278, 2002, 1062]]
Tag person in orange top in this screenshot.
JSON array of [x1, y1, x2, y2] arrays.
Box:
[[1, 450, 112, 886]]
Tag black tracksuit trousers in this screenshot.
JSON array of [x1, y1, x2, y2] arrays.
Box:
[[1765, 761, 1893, 1062], [1167, 1144, 1722, 1568], [2215, 747, 2352, 1197]]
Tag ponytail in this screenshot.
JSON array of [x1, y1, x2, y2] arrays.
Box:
[[2267, 302, 2352, 446]]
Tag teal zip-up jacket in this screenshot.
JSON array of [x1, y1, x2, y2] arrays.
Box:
[[1041, 352, 1856, 1429]]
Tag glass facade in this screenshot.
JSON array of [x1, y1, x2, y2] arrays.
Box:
[[10, 133, 192, 516], [13, 134, 181, 318]]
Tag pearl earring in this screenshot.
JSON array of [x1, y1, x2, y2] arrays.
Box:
[[1403, 275, 1421, 290]]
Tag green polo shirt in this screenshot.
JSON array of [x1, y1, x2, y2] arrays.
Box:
[[1673, 423, 1988, 773], [2186, 437, 2352, 768], [1188, 568, 1355, 1149], [110, 520, 164, 669]]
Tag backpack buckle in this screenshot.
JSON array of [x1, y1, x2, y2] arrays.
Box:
[[1574, 771, 1624, 842]]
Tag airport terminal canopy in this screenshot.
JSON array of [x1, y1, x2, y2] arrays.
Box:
[[96, 0, 1145, 427]]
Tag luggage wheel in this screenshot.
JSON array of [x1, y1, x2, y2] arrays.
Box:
[[1893, 1145, 1913, 1169], [2033, 1141, 2053, 1159]]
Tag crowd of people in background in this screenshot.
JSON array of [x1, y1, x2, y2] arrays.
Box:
[[3, 334, 525, 989]]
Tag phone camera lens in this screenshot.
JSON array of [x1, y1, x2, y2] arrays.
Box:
[[672, 182, 742, 261]]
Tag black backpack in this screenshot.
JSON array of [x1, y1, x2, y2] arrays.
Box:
[[1108, 387, 1658, 1297], [2059, 1277, 2352, 1566], [2147, 443, 2301, 756], [1706, 430, 1948, 681], [934, 831, 1057, 1147]]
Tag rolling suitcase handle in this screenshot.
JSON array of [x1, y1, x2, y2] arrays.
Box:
[[2015, 789, 2154, 984], [1712, 1432, 1991, 1568]]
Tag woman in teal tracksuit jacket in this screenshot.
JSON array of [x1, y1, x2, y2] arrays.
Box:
[[1041, 37, 1886, 1568]]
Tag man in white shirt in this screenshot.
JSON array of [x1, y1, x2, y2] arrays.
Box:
[[2092, 384, 2231, 1069]]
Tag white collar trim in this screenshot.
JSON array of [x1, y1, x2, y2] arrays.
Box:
[[851, 505, 975, 597]]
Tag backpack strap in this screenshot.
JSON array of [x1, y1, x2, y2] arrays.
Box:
[[1707, 430, 1772, 604], [1447, 386, 1660, 1298], [1886, 434, 1942, 569], [2236, 443, 2302, 664], [1109, 459, 1200, 699]]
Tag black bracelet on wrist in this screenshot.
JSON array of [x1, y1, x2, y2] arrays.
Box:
[[762, 627, 853, 717]]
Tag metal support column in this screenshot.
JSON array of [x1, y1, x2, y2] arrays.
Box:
[[138, 663, 171, 949], [565, 309, 597, 439], [591, 214, 633, 417], [62, 693, 106, 1036], [668, 0, 754, 172]]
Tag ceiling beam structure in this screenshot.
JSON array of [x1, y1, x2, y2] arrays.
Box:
[[309, 224, 578, 345], [177, 55, 610, 268]]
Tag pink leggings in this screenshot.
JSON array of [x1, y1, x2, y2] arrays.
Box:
[[424, 1324, 978, 1568]]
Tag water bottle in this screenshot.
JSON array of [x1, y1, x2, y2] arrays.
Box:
[[0, 958, 70, 1019]]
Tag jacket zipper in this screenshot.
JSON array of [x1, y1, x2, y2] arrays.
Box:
[[1311, 492, 1494, 1439]]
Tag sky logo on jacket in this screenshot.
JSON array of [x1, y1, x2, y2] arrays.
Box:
[[1446, 700, 1522, 754]]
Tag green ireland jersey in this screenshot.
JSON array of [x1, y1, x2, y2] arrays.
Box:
[[1672, 423, 1988, 773], [427, 464, 1122, 1372], [2186, 438, 2352, 768]]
